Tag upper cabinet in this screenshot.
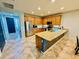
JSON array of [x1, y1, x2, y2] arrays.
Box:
[[55, 15, 61, 25], [24, 16, 35, 25], [24, 16, 42, 25], [24, 15, 61, 25], [29, 17, 35, 25], [51, 16, 56, 25], [35, 17, 42, 25], [43, 15, 61, 25], [42, 18, 48, 25]]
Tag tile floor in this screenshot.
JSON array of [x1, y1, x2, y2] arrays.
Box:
[[39, 39, 79, 59], [0, 35, 79, 59], [1, 35, 40, 59], [57, 39, 79, 59]]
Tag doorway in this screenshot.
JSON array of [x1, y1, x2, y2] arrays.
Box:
[[0, 18, 5, 52], [5, 16, 21, 40]]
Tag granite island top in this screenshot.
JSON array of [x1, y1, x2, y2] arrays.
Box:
[[35, 30, 67, 42]]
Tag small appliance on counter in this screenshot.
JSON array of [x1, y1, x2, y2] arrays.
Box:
[[33, 25, 37, 28], [53, 25, 60, 32]]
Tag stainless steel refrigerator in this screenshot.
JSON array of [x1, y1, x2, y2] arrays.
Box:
[[24, 21, 33, 37]]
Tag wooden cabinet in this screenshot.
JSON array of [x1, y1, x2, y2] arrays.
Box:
[[24, 15, 61, 35], [25, 16, 35, 25], [33, 28, 45, 33], [24, 16, 44, 34], [35, 17, 42, 25], [51, 16, 55, 25], [25, 16, 42, 25], [29, 17, 35, 25], [55, 16, 61, 25], [36, 35, 42, 48], [43, 15, 61, 25], [47, 17, 52, 22], [42, 18, 48, 25]]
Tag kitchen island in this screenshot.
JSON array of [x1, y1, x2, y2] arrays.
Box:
[[35, 30, 68, 52]]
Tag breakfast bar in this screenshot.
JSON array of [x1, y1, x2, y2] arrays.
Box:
[[35, 30, 68, 52]]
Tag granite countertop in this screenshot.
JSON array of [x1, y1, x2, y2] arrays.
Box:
[[35, 30, 67, 41]]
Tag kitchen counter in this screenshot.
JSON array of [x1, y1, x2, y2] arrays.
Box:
[[35, 30, 68, 52], [36, 30, 67, 42]]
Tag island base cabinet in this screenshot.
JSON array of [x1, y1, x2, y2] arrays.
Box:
[[36, 36, 42, 49], [36, 35, 47, 52]]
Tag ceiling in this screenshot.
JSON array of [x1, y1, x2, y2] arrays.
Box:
[[15, 0, 79, 16]]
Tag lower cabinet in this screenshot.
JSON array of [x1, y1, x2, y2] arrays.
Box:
[[36, 35, 47, 52], [33, 28, 45, 34]]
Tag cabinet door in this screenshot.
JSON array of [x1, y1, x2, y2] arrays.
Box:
[[30, 17, 35, 25], [51, 16, 56, 25], [36, 36, 42, 49], [55, 16, 61, 25], [37, 29, 44, 32], [35, 17, 42, 25], [24, 16, 35, 25], [37, 18, 42, 25], [43, 18, 48, 25], [47, 17, 52, 22]]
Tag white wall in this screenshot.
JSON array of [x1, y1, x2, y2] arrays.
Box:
[[61, 10, 79, 40], [19, 12, 25, 39]]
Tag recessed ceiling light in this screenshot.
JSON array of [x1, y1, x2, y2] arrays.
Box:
[[32, 11, 34, 14], [60, 7, 64, 10], [38, 6, 41, 10], [51, 0, 56, 3]]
